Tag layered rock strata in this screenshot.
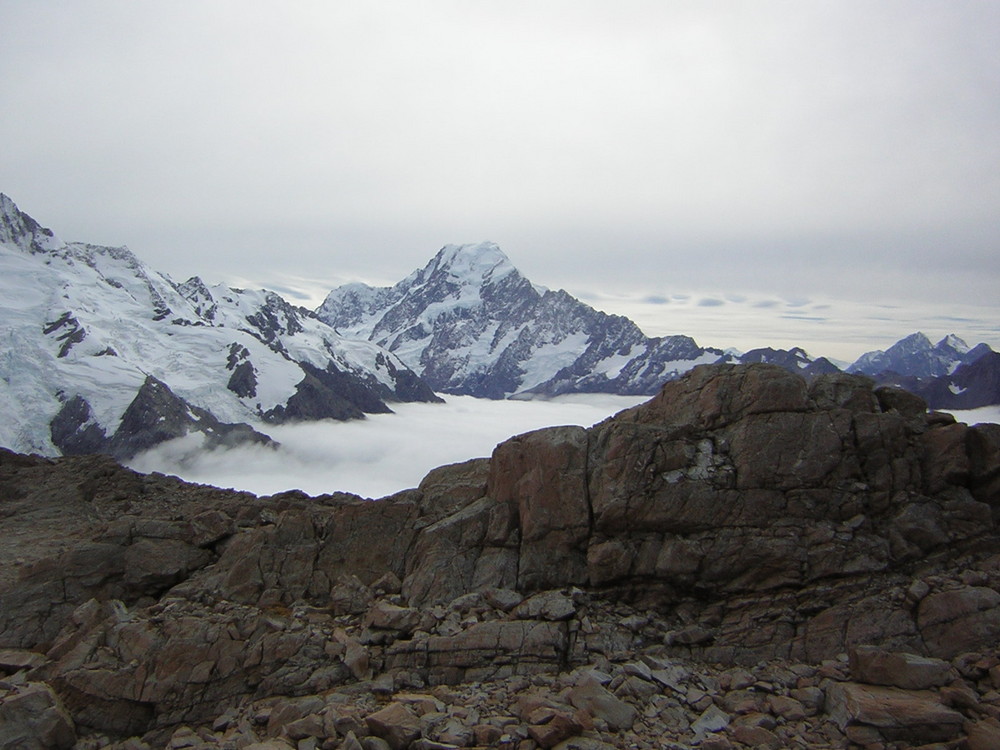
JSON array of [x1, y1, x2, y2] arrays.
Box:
[[1, 363, 999, 749]]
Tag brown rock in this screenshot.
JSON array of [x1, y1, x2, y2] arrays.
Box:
[[849, 645, 954, 689], [417, 458, 490, 519], [624, 364, 810, 431], [921, 422, 971, 493], [967, 423, 1000, 504], [488, 426, 591, 590], [510, 590, 576, 621], [567, 678, 637, 731], [874, 386, 927, 419], [0, 682, 76, 750], [825, 681, 964, 742], [365, 601, 422, 633], [0, 647, 47, 673], [690, 704, 730, 738], [918, 586, 1000, 659], [527, 711, 583, 748], [385, 620, 568, 682], [365, 702, 421, 750], [698, 737, 735, 750], [329, 575, 375, 616], [728, 724, 781, 749], [766, 694, 807, 721], [966, 717, 1000, 750]]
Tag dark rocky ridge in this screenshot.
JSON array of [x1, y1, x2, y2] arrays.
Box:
[[872, 350, 1000, 411], [2, 363, 1000, 749]]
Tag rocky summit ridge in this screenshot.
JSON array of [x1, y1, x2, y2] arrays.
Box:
[[2, 363, 1000, 749]]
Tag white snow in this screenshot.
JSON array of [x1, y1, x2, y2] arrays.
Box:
[[592, 344, 643, 379], [515, 332, 591, 393], [0, 209, 429, 456]]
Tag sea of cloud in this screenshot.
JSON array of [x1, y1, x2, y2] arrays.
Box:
[[948, 406, 1000, 428], [126, 393, 647, 500]]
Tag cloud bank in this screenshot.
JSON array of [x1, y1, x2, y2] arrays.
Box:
[[127, 393, 645, 499]]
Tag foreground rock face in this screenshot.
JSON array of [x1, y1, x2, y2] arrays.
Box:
[[1, 363, 998, 748]]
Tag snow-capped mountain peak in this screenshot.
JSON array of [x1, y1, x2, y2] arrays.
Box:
[[317, 242, 722, 398], [849, 331, 990, 379], [938, 334, 969, 354]]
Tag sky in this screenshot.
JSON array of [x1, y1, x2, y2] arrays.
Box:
[[2, 1, 998, 361]]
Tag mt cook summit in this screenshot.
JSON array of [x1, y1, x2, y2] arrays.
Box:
[[317, 242, 722, 399]]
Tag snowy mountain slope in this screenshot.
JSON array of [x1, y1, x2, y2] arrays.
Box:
[[847, 332, 991, 378], [317, 242, 726, 398], [0, 194, 438, 459]]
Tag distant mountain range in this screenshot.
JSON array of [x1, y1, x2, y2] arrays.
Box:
[[317, 241, 998, 408], [0, 194, 996, 459]]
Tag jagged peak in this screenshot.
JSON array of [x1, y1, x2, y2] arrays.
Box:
[[0, 193, 64, 253], [937, 334, 969, 353]]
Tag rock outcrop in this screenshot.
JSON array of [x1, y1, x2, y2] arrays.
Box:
[[1, 363, 999, 749]]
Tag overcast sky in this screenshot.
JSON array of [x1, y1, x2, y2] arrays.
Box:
[[2, 1, 998, 360]]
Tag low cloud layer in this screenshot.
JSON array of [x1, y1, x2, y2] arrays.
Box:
[[127, 394, 645, 499]]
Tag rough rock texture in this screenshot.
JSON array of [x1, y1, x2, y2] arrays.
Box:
[[2, 363, 999, 749]]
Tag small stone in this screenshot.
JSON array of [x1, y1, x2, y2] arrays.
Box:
[[728, 724, 782, 749], [511, 591, 576, 621], [691, 705, 730, 738]]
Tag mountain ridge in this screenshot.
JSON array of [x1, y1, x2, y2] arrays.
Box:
[[317, 242, 725, 399], [317, 240, 998, 406], [0, 194, 440, 460]]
